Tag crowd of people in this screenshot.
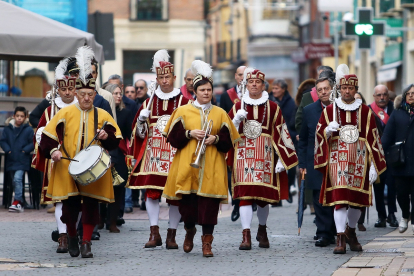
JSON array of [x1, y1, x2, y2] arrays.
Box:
[[0, 46, 413, 259]]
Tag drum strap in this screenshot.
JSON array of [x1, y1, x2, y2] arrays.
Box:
[[60, 107, 98, 159]]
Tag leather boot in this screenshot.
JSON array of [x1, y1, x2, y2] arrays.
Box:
[[56, 233, 68, 253], [256, 224, 270, 248], [201, 234, 214, 257], [166, 228, 178, 249], [68, 236, 80, 257], [145, 226, 162, 248], [80, 241, 93, 258], [108, 223, 120, 233], [345, 225, 362, 251], [183, 227, 197, 253], [239, 229, 252, 250], [333, 233, 346, 254]]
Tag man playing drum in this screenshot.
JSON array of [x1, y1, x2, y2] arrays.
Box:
[[127, 49, 190, 249], [40, 46, 122, 258], [228, 68, 298, 250]]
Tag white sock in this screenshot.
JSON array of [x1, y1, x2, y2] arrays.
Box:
[[347, 208, 362, 229], [257, 205, 269, 226], [146, 198, 160, 226], [334, 207, 347, 233], [55, 203, 66, 234], [240, 205, 253, 230], [168, 205, 181, 229]]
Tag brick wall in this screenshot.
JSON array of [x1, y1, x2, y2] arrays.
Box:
[[89, 0, 204, 21]]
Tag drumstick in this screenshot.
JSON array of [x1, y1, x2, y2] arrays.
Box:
[[86, 121, 108, 149], [60, 157, 79, 162]]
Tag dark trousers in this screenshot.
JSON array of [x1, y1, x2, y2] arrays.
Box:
[[228, 168, 239, 208], [395, 176, 414, 223], [313, 189, 336, 239], [373, 171, 397, 219], [288, 166, 297, 188], [358, 208, 366, 224], [179, 194, 220, 235]]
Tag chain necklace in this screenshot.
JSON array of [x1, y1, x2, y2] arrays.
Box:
[[244, 102, 267, 125], [337, 105, 359, 127], [156, 95, 177, 116]]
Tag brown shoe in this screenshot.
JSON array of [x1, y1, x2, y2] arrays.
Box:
[[145, 225, 162, 248], [239, 229, 252, 250], [183, 227, 197, 253], [108, 224, 120, 233], [358, 223, 366, 232], [166, 228, 178, 249], [56, 233, 68, 253], [47, 206, 56, 213], [80, 241, 93, 258], [256, 224, 270, 248], [345, 225, 363, 251], [201, 234, 214, 257], [333, 233, 346, 254], [68, 236, 80, 257]]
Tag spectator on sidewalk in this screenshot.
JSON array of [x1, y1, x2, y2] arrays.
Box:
[[0, 106, 34, 212], [134, 79, 149, 110]]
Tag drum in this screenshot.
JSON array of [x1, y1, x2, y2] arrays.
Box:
[[68, 145, 111, 186]]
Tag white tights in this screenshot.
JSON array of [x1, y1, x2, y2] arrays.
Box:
[[146, 198, 160, 226]]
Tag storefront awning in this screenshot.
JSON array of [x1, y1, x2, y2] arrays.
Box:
[[377, 61, 402, 83]]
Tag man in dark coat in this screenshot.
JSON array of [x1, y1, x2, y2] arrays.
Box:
[[298, 77, 336, 247], [0, 106, 34, 212], [368, 84, 398, 228]]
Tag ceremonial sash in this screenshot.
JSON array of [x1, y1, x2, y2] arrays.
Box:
[[370, 102, 389, 125], [227, 87, 240, 104], [310, 87, 318, 102]]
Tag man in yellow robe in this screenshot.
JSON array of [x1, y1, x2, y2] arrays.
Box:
[[40, 46, 122, 258], [162, 60, 240, 257]]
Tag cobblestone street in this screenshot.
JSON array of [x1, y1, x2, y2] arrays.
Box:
[[0, 197, 401, 275]]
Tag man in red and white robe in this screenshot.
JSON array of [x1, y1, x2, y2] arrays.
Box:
[[228, 69, 298, 250], [127, 50, 190, 249], [314, 72, 387, 254]]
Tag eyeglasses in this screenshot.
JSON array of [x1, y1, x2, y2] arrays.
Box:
[[135, 86, 144, 90]]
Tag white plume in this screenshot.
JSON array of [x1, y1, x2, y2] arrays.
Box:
[[335, 64, 349, 84], [54, 57, 69, 84], [75, 46, 94, 84], [151, 49, 170, 72], [191, 60, 213, 78], [242, 67, 255, 82]]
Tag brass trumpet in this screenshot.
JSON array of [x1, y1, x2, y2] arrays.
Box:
[[190, 119, 213, 169]]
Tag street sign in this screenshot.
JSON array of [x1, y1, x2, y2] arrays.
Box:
[[344, 8, 385, 49]]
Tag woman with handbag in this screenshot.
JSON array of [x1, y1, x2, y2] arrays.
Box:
[[382, 84, 414, 234]]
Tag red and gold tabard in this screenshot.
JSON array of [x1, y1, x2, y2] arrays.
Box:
[[127, 89, 190, 190], [314, 99, 387, 207], [228, 95, 298, 203]]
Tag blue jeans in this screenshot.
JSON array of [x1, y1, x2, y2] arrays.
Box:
[[13, 170, 24, 202], [125, 188, 133, 208]]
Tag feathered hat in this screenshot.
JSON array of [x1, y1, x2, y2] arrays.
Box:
[[335, 64, 358, 86], [242, 67, 255, 83], [54, 57, 76, 89], [74, 46, 96, 89], [191, 60, 213, 87], [246, 69, 265, 81], [152, 49, 174, 75]]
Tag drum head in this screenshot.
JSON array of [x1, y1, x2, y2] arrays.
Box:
[[69, 145, 103, 175]]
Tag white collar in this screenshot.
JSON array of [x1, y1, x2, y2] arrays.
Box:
[[335, 97, 362, 111], [194, 99, 212, 111], [55, 96, 78, 109], [155, 86, 181, 100], [243, 91, 269, 105]]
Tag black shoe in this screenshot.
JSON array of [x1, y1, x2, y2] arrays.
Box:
[[387, 213, 398, 227], [374, 217, 386, 228], [51, 229, 59, 242], [313, 235, 319, 241], [91, 231, 100, 240], [329, 237, 336, 244], [116, 216, 125, 226], [140, 201, 146, 211], [125, 207, 133, 213], [231, 207, 240, 222], [133, 200, 140, 208], [68, 236, 80, 257], [315, 237, 330, 247], [286, 192, 293, 203]]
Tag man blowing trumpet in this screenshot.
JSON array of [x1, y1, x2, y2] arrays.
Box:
[[162, 60, 240, 257]]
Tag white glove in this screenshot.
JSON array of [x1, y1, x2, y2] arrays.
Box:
[[232, 109, 248, 130], [138, 109, 150, 122], [369, 163, 377, 185], [35, 126, 45, 144], [325, 121, 340, 138], [275, 159, 286, 173]]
